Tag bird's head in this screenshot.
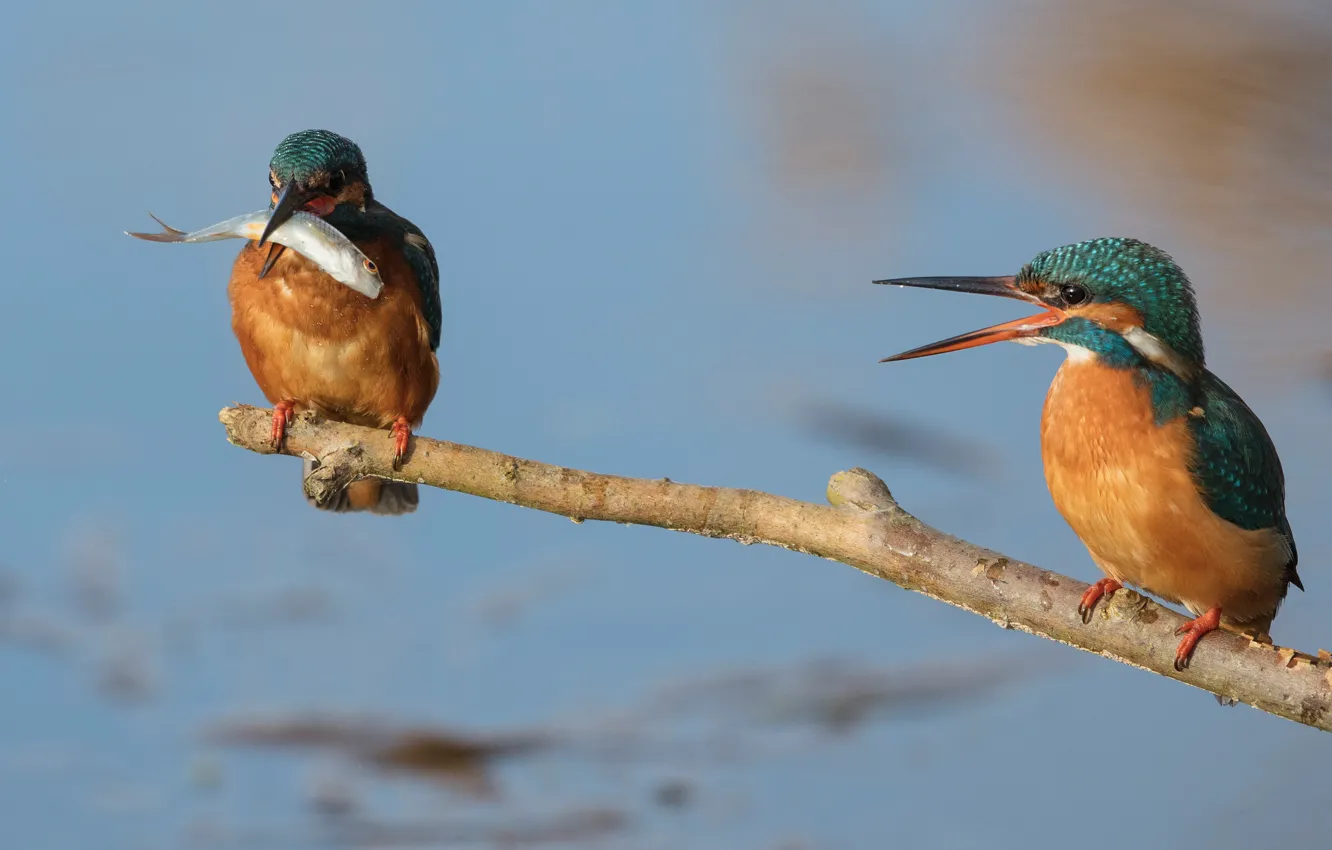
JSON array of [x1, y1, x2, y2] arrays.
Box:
[[260, 129, 371, 244], [877, 238, 1204, 380]]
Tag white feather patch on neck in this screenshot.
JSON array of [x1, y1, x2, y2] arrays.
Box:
[[1123, 327, 1196, 380], [1015, 336, 1097, 363]]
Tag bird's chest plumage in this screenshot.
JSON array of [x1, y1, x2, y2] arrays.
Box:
[[1040, 358, 1287, 626], [228, 240, 438, 428]]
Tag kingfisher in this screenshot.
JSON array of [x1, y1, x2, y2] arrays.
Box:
[[876, 238, 1301, 670], [229, 129, 442, 514]]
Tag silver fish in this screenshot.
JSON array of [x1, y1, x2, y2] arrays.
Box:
[[127, 209, 383, 299]]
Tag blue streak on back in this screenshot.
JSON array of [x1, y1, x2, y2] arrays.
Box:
[[1188, 372, 1298, 576]]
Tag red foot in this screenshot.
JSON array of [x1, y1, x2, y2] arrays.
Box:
[[391, 416, 412, 470], [1174, 606, 1222, 671], [1077, 578, 1123, 624], [271, 400, 296, 451]]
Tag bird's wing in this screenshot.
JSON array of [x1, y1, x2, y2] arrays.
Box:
[[400, 228, 442, 352], [1188, 371, 1300, 586]]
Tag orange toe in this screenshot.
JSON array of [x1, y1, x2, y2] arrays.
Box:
[[391, 416, 412, 470], [1173, 606, 1222, 671], [270, 400, 296, 451], [1077, 578, 1122, 624]]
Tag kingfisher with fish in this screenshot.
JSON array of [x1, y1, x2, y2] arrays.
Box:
[[130, 129, 442, 514], [876, 238, 1301, 670]]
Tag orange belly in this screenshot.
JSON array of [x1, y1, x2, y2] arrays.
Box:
[[228, 239, 439, 429], [1040, 358, 1289, 633]]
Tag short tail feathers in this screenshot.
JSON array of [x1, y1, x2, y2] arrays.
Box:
[[301, 457, 419, 516]]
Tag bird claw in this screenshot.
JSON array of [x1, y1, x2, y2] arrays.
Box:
[[1077, 600, 1093, 624], [391, 417, 412, 470], [1173, 606, 1222, 671], [271, 400, 296, 452], [1077, 578, 1122, 624]]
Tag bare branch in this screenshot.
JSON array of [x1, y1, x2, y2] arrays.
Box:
[[221, 405, 1332, 732]]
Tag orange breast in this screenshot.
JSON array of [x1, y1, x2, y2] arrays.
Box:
[[1040, 357, 1289, 632], [227, 235, 439, 429]]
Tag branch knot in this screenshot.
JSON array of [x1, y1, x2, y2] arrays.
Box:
[[826, 467, 898, 513]]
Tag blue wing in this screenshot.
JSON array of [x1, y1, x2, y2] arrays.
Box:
[[1188, 370, 1300, 586], [400, 228, 442, 352]]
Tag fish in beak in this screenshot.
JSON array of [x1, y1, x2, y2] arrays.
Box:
[[257, 182, 338, 278]]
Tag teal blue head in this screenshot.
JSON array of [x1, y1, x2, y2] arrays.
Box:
[[875, 238, 1205, 381], [261, 130, 372, 244]]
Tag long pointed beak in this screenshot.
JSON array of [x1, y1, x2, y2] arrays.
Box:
[[257, 243, 286, 280], [259, 181, 309, 246], [872, 275, 1024, 298], [873, 274, 1067, 362]]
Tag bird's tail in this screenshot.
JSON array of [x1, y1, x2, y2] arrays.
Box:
[[302, 457, 419, 515]]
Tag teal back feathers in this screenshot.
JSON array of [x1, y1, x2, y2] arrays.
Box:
[[1188, 373, 1297, 581]]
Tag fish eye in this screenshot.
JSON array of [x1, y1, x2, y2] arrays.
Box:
[[1060, 284, 1089, 305], [363, 258, 378, 273]]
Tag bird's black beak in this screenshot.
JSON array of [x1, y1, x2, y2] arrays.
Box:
[[259, 181, 313, 246], [257, 243, 285, 280], [874, 276, 1025, 299], [873, 275, 1066, 362]]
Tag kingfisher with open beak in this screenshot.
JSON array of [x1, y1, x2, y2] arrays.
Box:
[[877, 238, 1301, 670], [229, 129, 442, 514]]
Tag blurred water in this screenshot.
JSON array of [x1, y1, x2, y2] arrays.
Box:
[[3, 1, 1331, 848]]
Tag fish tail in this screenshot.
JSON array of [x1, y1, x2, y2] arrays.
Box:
[[302, 457, 419, 515], [148, 213, 188, 235], [124, 213, 193, 242]]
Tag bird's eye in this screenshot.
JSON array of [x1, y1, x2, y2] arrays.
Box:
[[328, 170, 345, 193], [363, 258, 378, 273], [1060, 284, 1089, 305]]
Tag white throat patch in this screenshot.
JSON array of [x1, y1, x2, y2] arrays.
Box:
[[1015, 335, 1097, 363]]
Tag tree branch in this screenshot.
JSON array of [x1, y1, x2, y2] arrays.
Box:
[[220, 405, 1332, 732]]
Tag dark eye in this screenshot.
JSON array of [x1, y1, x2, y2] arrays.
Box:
[[1060, 284, 1089, 305], [328, 170, 346, 193]]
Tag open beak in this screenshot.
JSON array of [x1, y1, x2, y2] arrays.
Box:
[[873, 275, 1067, 362]]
